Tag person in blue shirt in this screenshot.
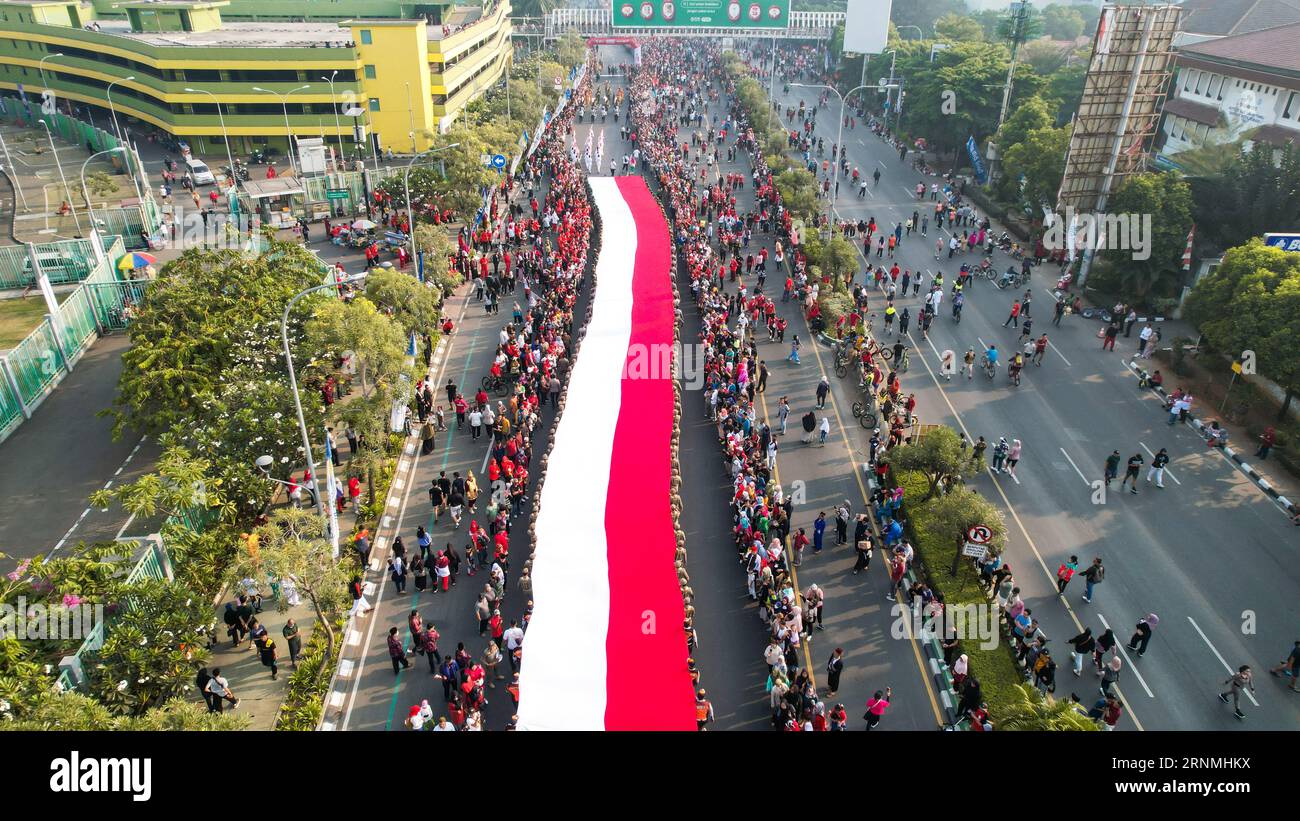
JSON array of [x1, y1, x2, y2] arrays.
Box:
[[985, 345, 999, 366], [884, 518, 903, 547], [813, 512, 827, 553]]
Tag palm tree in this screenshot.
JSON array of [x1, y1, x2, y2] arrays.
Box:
[[997, 684, 1101, 730]]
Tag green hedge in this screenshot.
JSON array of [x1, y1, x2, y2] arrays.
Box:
[[894, 469, 1024, 721]]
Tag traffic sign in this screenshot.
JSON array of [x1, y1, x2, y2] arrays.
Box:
[[966, 524, 992, 545], [962, 543, 988, 559], [1231, 361, 1243, 374], [326, 188, 350, 200], [491, 154, 507, 170]]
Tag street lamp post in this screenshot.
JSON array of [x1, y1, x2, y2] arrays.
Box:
[[79, 146, 127, 233], [254, 85, 310, 176], [402, 143, 460, 272], [184, 88, 237, 206], [38, 52, 64, 93], [321, 71, 344, 169], [105, 76, 136, 143], [38, 118, 84, 236], [279, 274, 363, 528], [792, 82, 897, 233]]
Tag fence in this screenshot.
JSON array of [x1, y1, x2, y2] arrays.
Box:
[[56, 534, 175, 693], [0, 233, 129, 445], [0, 237, 98, 290], [0, 96, 159, 250]]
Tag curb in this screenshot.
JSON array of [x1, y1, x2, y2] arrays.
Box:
[[1127, 358, 1297, 518]]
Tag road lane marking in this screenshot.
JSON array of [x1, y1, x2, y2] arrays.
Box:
[[1059, 448, 1091, 486], [1097, 613, 1155, 699], [1187, 616, 1259, 707]]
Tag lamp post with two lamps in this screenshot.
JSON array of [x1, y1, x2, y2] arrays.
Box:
[[791, 81, 898, 233], [105, 75, 135, 142], [403, 143, 459, 268], [253, 85, 311, 176], [38, 118, 83, 236]]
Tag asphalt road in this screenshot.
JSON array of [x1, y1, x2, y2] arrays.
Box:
[[782, 81, 1300, 731]]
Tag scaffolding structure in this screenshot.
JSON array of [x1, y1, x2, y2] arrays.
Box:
[[1056, 4, 1182, 218]]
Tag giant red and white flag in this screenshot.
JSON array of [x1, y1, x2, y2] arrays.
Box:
[[518, 175, 694, 731]]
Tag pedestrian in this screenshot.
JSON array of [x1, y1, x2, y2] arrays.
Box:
[[1056, 554, 1078, 594], [1121, 452, 1143, 494], [282, 618, 302, 668], [885, 553, 905, 601], [1069, 627, 1095, 677], [260, 636, 280, 680], [1146, 447, 1169, 488], [1127, 613, 1158, 656], [503, 619, 525, 672], [1099, 655, 1122, 697], [1268, 640, 1300, 692], [203, 668, 239, 712], [1081, 557, 1105, 603], [787, 334, 801, 364], [1002, 300, 1021, 328], [388, 626, 411, 674], [863, 687, 891, 730], [347, 575, 373, 617], [834, 501, 849, 545], [991, 437, 1009, 473], [818, 415, 830, 446], [853, 538, 872, 575], [695, 688, 715, 730], [1103, 450, 1120, 487], [825, 648, 844, 697], [815, 376, 829, 410], [812, 512, 826, 554], [1219, 665, 1255, 719], [1102, 321, 1119, 351], [1005, 439, 1022, 478], [1256, 426, 1276, 460]]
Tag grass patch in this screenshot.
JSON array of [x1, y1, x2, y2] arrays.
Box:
[[894, 469, 1025, 722], [0, 293, 69, 349]]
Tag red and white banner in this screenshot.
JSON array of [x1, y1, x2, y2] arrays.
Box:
[[519, 176, 694, 731]]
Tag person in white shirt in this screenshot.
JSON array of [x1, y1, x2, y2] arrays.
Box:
[[502, 621, 525, 672], [818, 416, 831, 446], [431, 716, 456, 731]]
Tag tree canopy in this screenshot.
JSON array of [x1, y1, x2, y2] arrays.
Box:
[[1097, 172, 1194, 300], [1184, 238, 1300, 417], [1186, 141, 1300, 256]]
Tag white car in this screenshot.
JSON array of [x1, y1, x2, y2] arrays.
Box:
[[185, 158, 215, 186]]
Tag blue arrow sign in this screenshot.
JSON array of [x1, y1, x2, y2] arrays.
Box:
[[491, 154, 506, 169]]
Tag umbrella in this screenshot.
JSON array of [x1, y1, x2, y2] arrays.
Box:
[[118, 252, 157, 271], [351, 219, 377, 231]]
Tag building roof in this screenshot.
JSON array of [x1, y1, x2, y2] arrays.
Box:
[[1164, 95, 1222, 126], [96, 18, 356, 48], [1177, 0, 1300, 36], [1250, 123, 1300, 145], [1178, 21, 1300, 75]]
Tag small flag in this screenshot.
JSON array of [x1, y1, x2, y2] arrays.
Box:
[[1182, 224, 1195, 271]]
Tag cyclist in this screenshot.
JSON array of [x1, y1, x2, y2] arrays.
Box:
[[983, 345, 999, 378], [952, 291, 965, 321], [1009, 352, 1024, 385], [999, 267, 1016, 288]]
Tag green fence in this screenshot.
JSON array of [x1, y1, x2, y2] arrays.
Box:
[[5, 319, 65, 406], [0, 233, 126, 443], [0, 238, 99, 290]]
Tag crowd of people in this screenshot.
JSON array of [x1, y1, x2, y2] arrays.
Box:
[[390, 57, 596, 731]]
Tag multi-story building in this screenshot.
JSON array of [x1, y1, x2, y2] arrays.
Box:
[[1158, 21, 1300, 163], [0, 0, 512, 158]]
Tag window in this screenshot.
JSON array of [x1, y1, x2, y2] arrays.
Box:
[[368, 97, 380, 111], [1284, 91, 1298, 120], [1195, 71, 1208, 95], [360, 29, 372, 44], [364, 64, 376, 79], [1208, 74, 1223, 100], [1184, 70, 1197, 92]]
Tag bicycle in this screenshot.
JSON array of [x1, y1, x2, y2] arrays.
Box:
[[981, 355, 997, 380]]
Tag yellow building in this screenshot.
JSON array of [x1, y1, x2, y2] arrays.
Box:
[[0, 0, 512, 156]]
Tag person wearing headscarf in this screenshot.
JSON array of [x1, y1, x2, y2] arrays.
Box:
[[405, 704, 425, 730], [951, 653, 969, 688], [1127, 613, 1159, 657], [1100, 655, 1123, 696]]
